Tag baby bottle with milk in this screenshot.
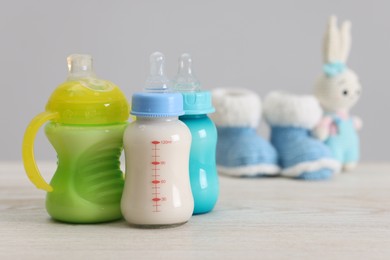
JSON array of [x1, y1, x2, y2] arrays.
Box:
[[173, 54, 219, 214], [22, 54, 130, 223], [121, 52, 194, 227]]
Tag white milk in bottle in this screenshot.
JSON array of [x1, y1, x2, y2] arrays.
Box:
[[122, 92, 193, 227], [121, 52, 194, 227]]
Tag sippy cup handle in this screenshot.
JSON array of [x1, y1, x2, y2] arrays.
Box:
[[22, 111, 59, 192]]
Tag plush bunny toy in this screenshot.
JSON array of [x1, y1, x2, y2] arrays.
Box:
[[313, 16, 362, 171]]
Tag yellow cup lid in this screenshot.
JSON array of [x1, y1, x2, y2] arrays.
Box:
[[45, 54, 129, 125]]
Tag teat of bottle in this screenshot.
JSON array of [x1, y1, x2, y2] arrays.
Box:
[[67, 54, 96, 80], [173, 53, 201, 92], [144, 52, 170, 92]]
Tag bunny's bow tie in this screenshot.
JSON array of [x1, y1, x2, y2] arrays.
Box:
[[323, 62, 346, 77]]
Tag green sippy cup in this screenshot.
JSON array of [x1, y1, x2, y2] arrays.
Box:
[[22, 54, 130, 223]]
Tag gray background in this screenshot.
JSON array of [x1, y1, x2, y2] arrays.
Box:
[[1, 0, 388, 162]]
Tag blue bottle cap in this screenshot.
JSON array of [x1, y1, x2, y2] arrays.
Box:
[[182, 91, 215, 115], [131, 92, 184, 117]]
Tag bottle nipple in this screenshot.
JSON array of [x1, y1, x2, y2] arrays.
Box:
[[144, 52, 170, 92], [173, 53, 201, 92], [67, 54, 96, 80]]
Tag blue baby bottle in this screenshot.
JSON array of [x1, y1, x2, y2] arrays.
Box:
[[173, 53, 219, 214]]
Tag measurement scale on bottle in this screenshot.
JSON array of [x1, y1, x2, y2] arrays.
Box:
[[151, 140, 168, 212]]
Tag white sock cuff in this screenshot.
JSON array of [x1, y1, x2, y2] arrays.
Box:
[[263, 91, 323, 129], [210, 88, 261, 128]]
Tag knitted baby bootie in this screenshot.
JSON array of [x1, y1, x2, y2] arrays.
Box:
[[210, 88, 279, 177], [263, 92, 341, 180]]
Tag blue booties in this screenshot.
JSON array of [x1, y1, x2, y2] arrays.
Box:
[[210, 88, 279, 177], [263, 92, 341, 180]]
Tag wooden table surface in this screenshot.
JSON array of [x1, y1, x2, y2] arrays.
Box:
[[1, 162, 389, 259]]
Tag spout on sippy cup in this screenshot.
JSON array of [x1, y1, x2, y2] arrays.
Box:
[[67, 54, 96, 80], [173, 53, 201, 92], [144, 52, 171, 92]]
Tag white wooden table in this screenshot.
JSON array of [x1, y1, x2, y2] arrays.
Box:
[[1, 162, 389, 259]]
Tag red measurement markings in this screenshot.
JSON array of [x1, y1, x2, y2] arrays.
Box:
[[151, 141, 161, 212]]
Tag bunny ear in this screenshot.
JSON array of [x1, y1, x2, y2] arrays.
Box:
[[323, 15, 341, 63], [340, 20, 352, 63]]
